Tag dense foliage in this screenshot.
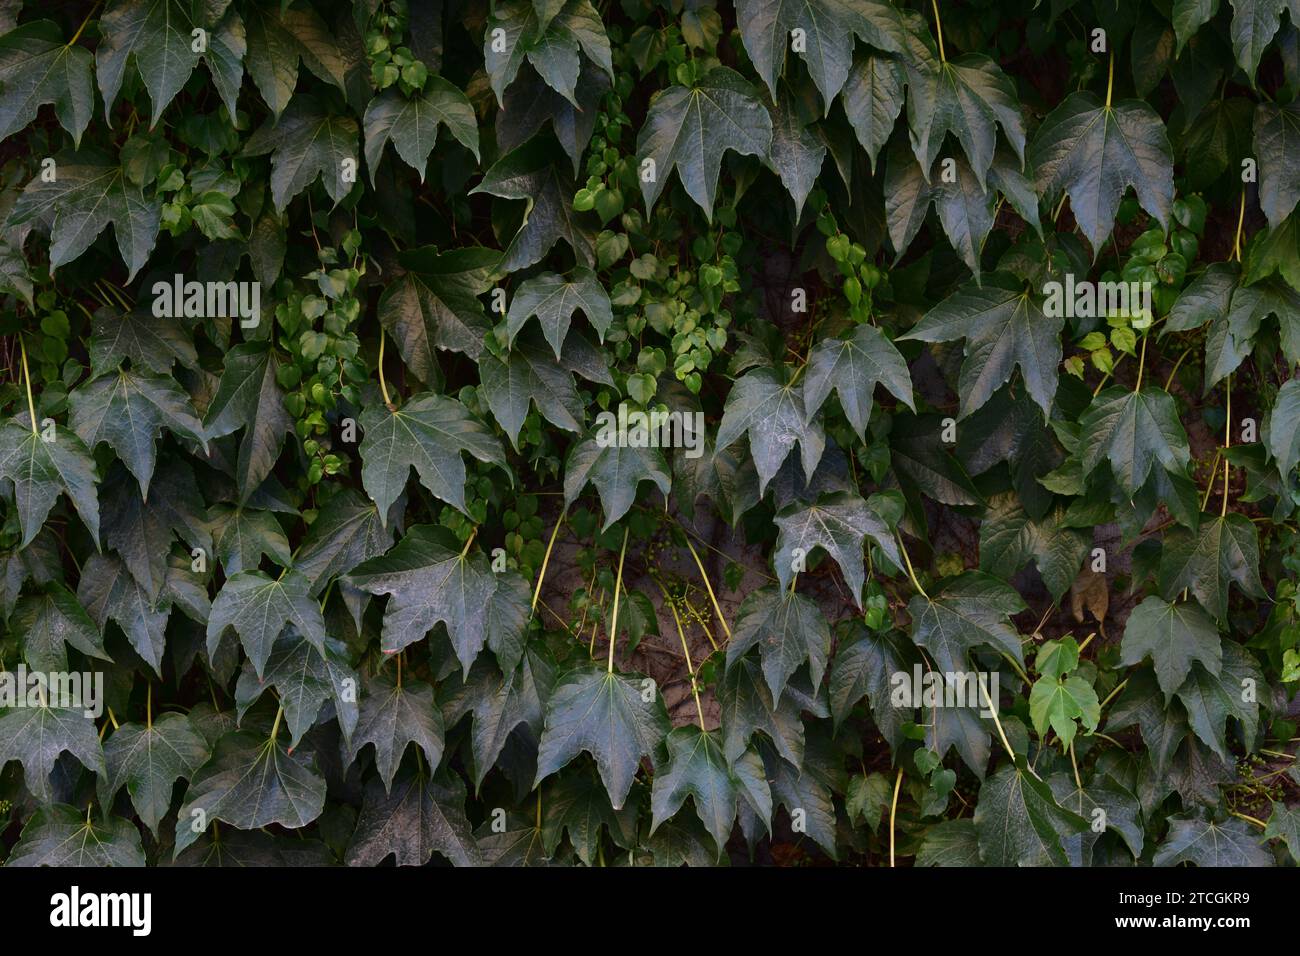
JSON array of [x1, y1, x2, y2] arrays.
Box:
[[0, 0, 1298, 868]]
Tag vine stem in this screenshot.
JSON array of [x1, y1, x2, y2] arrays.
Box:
[[677, 522, 731, 643], [68, 3, 100, 46], [896, 533, 928, 599], [1221, 375, 1232, 518], [1104, 50, 1114, 109], [606, 527, 629, 673], [657, 578, 705, 730], [1099, 678, 1128, 710], [1232, 189, 1246, 262], [269, 704, 284, 744], [377, 329, 393, 409], [19, 336, 37, 435], [459, 527, 477, 558], [1070, 740, 1081, 789], [531, 509, 565, 614], [1163, 347, 1191, 390], [888, 766, 903, 867], [146, 682, 152, 731], [1133, 332, 1147, 392], [1230, 810, 1267, 830], [930, 0, 946, 63]]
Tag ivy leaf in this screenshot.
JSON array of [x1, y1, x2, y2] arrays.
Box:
[[1154, 812, 1273, 866], [0, 418, 100, 548], [719, 655, 820, 766], [9, 151, 161, 280], [94, 0, 244, 126], [1174, 642, 1263, 761], [773, 491, 901, 606], [70, 368, 206, 499], [716, 367, 826, 496], [479, 333, 585, 446], [1254, 100, 1300, 228], [243, 0, 347, 119], [5, 804, 144, 866], [979, 493, 1090, 602], [1030, 93, 1174, 253], [497, 60, 609, 175], [207, 570, 328, 680], [767, 87, 826, 219], [346, 768, 481, 866], [77, 552, 169, 677], [505, 268, 612, 358], [362, 79, 479, 184], [242, 95, 359, 212], [0, 704, 104, 803], [1078, 387, 1191, 496], [540, 768, 639, 864], [1264, 801, 1300, 862], [443, 649, 555, 788], [1266, 377, 1300, 479], [650, 726, 742, 854], [562, 432, 671, 529], [235, 632, 360, 747], [347, 525, 525, 675], [1119, 596, 1222, 702], [1157, 513, 1265, 622], [0, 20, 94, 146], [1229, 0, 1291, 80], [901, 284, 1061, 420], [470, 134, 596, 271], [917, 818, 982, 866], [14, 584, 109, 673], [357, 392, 506, 520], [1048, 773, 1145, 865], [173, 729, 327, 858], [828, 624, 915, 751], [905, 54, 1025, 189], [973, 759, 1089, 866], [90, 305, 197, 376], [906, 572, 1027, 676], [1173, 0, 1220, 53], [484, 0, 612, 106], [1029, 674, 1099, 750], [533, 665, 670, 810], [209, 504, 291, 577], [202, 343, 294, 504], [803, 323, 914, 440], [292, 489, 396, 595], [346, 672, 445, 792], [636, 67, 773, 221], [99, 712, 209, 837], [843, 53, 906, 172], [727, 585, 832, 704], [377, 246, 498, 374]]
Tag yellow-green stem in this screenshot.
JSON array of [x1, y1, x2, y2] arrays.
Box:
[[19, 336, 37, 435], [1105, 50, 1114, 108], [888, 766, 903, 867], [679, 526, 732, 641], [377, 330, 393, 408], [896, 534, 929, 599], [606, 527, 629, 673], [532, 509, 565, 614], [930, 0, 946, 63]]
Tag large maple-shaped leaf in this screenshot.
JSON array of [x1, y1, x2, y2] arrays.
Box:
[[363, 78, 479, 183], [905, 54, 1025, 189], [207, 569, 328, 679], [13, 584, 109, 673], [209, 503, 290, 577], [173, 729, 327, 857], [243, 95, 358, 212], [484, 0, 611, 107], [1048, 773, 1145, 865], [767, 86, 827, 220], [1106, 667, 1191, 776], [0, 20, 94, 145], [171, 828, 333, 867], [1264, 801, 1300, 862], [201, 343, 294, 503], [70, 368, 206, 499], [347, 525, 527, 674], [533, 665, 670, 810], [377, 245, 498, 374], [1229, 0, 1293, 81], [5, 805, 145, 866], [1157, 513, 1265, 622], [479, 334, 585, 447], [973, 759, 1089, 865], [719, 656, 824, 765], [89, 305, 197, 376], [735, 0, 907, 109], [505, 268, 612, 358], [95, 0, 245, 125], [1267, 377, 1300, 479], [902, 283, 1061, 420], [843, 53, 907, 171], [291, 488, 396, 595], [358, 392, 505, 520], [1078, 386, 1191, 495], [498, 59, 609, 175], [907, 572, 1026, 675], [1030, 92, 1174, 252], [917, 818, 982, 866], [636, 67, 773, 221], [650, 726, 748, 854], [727, 585, 832, 704], [1120, 596, 1222, 702], [99, 712, 209, 836], [562, 431, 671, 529], [346, 672, 444, 791], [0, 418, 100, 548], [76, 552, 170, 676], [469, 134, 596, 271], [1254, 99, 1300, 228], [234, 632, 359, 746], [828, 624, 914, 750], [0, 704, 104, 803], [716, 367, 826, 496], [243, 0, 347, 118], [539, 768, 639, 864], [9, 151, 161, 280], [803, 323, 914, 440], [772, 492, 900, 606], [978, 494, 1089, 602], [1154, 812, 1273, 866], [1174, 642, 1262, 761], [345, 769, 483, 866]]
